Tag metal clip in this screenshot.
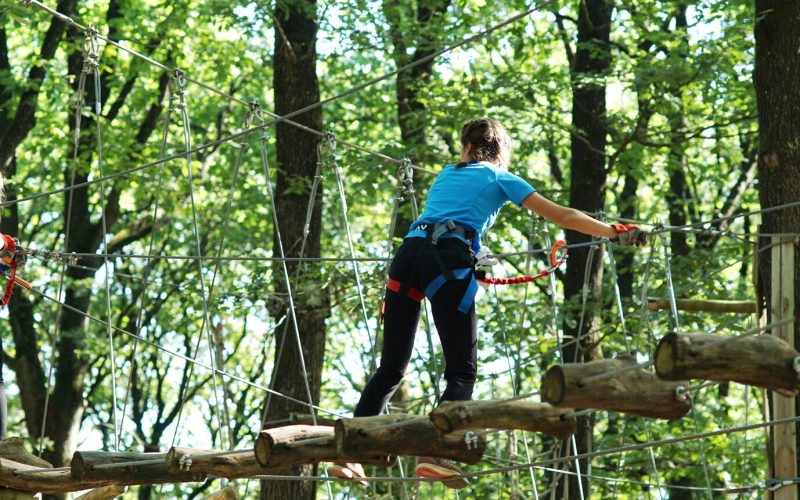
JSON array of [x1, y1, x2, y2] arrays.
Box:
[[766, 478, 798, 492], [674, 385, 691, 403], [82, 29, 100, 75], [178, 453, 192, 471], [464, 431, 479, 450]]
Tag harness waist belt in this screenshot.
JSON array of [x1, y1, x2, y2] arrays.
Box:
[[405, 221, 476, 246]]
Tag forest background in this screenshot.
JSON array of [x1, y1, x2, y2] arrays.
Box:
[[0, 0, 798, 498]]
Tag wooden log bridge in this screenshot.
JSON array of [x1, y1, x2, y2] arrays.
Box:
[[336, 414, 487, 465], [541, 358, 692, 420], [71, 451, 206, 485], [655, 332, 800, 396], [165, 448, 266, 478], [0, 398, 633, 493], [254, 424, 390, 469], [429, 400, 577, 440]]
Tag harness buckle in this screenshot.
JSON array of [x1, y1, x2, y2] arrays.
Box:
[[431, 220, 456, 245]]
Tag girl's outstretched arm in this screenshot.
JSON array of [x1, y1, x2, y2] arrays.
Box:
[[521, 192, 618, 239]]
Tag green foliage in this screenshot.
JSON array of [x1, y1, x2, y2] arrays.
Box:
[[0, 0, 774, 497]]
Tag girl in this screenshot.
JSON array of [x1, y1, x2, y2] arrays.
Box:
[[331, 118, 646, 488]]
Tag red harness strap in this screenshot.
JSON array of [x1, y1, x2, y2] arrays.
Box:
[[386, 277, 425, 301]]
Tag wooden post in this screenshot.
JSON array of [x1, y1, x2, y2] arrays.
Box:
[[335, 414, 486, 464], [654, 332, 800, 395], [541, 358, 692, 420], [770, 235, 796, 500], [429, 401, 577, 440], [164, 448, 266, 479]]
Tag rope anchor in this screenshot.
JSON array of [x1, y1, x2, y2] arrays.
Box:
[[178, 454, 193, 471], [464, 431, 479, 450]]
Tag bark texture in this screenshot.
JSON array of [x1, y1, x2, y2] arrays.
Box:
[[542, 358, 691, 420], [655, 332, 800, 395], [754, 0, 800, 486], [560, 0, 612, 496], [262, 1, 326, 499]]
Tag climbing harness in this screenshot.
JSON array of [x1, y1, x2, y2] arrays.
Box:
[[476, 239, 568, 285], [385, 220, 480, 316]]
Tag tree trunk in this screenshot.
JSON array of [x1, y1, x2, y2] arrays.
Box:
[[383, 0, 451, 239], [560, 0, 612, 497], [753, 0, 800, 488], [665, 4, 692, 258], [261, 1, 326, 499]]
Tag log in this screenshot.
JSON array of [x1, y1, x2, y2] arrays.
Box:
[[335, 414, 486, 465], [255, 425, 391, 468], [0, 457, 106, 493], [255, 425, 334, 468], [71, 451, 205, 485], [262, 413, 337, 429], [655, 332, 800, 396], [201, 484, 238, 500], [0, 454, 201, 494], [0, 438, 51, 468], [647, 298, 757, 314], [75, 485, 127, 499], [429, 401, 577, 440], [541, 358, 691, 420], [165, 448, 268, 479]]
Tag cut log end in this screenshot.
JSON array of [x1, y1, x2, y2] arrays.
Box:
[[428, 412, 453, 433], [654, 332, 678, 379], [541, 366, 566, 406], [254, 436, 269, 468]]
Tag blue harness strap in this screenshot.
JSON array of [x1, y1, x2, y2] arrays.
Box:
[[423, 267, 479, 314], [397, 221, 480, 314]]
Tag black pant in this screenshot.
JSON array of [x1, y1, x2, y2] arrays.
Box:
[[354, 237, 477, 416]]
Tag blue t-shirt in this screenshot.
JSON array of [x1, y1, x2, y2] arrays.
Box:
[[409, 161, 536, 238]]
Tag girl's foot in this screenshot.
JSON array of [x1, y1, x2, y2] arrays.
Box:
[[415, 456, 469, 489], [330, 462, 368, 486]]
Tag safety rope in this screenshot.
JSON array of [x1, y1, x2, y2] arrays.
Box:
[[35, 20, 94, 454], [477, 239, 567, 285], [166, 70, 230, 453], [605, 242, 663, 499], [116, 71, 175, 446], [660, 233, 713, 499], [324, 134, 378, 371]]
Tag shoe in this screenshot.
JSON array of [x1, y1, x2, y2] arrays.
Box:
[[329, 462, 368, 486], [415, 456, 469, 489]]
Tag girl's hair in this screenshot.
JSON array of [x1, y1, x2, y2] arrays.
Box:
[[459, 117, 513, 168]]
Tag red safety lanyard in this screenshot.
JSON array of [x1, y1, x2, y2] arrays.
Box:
[[478, 240, 568, 286]]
